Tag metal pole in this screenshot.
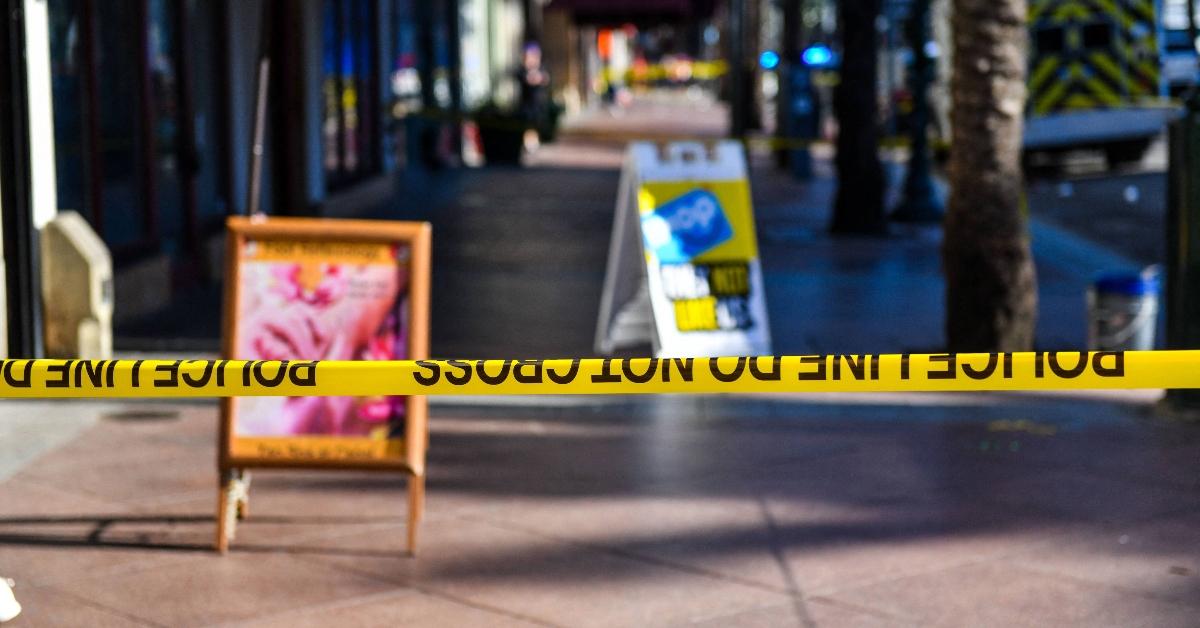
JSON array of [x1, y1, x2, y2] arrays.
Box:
[[245, 0, 272, 216], [729, 0, 746, 137], [174, 0, 200, 259], [775, 0, 799, 168], [79, 0, 104, 229], [446, 0, 463, 162], [1165, 52, 1200, 413], [1188, 0, 1197, 59], [135, 0, 159, 239], [891, 0, 944, 222]]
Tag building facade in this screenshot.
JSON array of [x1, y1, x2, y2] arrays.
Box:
[[26, 0, 532, 342]]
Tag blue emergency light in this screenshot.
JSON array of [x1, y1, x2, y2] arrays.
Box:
[[802, 44, 833, 67]]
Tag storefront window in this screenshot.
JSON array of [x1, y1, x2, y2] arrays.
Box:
[[390, 0, 421, 118], [322, 0, 379, 185], [48, 0, 213, 264], [431, 0, 452, 109], [48, 0, 87, 222]]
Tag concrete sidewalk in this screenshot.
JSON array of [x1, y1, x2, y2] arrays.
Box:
[[5, 96, 1198, 626]]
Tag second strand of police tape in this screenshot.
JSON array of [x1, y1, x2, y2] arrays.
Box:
[[0, 351, 1196, 398]]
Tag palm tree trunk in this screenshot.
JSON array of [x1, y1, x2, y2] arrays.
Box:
[[943, 0, 1037, 351], [831, 0, 887, 234]]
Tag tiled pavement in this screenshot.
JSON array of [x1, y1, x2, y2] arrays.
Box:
[[2, 391, 1199, 626], [8, 99, 1200, 625]]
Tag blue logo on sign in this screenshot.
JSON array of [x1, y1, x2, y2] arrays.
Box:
[[640, 189, 733, 264]]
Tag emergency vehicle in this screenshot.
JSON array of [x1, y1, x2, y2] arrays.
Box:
[[1026, 0, 1178, 165]]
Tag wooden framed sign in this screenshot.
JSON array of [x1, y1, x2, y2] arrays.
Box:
[[217, 216, 431, 554]]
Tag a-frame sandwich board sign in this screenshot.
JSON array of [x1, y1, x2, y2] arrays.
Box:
[[596, 141, 771, 358]]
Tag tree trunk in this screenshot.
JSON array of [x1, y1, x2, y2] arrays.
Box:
[[831, 0, 887, 234], [944, 0, 1037, 351]]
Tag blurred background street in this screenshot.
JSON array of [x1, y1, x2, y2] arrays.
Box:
[[114, 97, 1168, 356], [2, 0, 1200, 625]]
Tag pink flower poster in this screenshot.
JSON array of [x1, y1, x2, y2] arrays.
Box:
[[231, 238, 411, 451]]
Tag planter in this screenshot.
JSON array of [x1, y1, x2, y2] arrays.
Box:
[[537, 102, 564, 144], [476, 117, 526, 165]]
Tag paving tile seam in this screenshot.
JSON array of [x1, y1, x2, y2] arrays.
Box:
[[0, 515, 220, 586], [673, 592, 916, 627], [286, 552, 562, 628], [451, 511, 802, 598], [805, 594, 918, 624], [796, 535, 1073, 600], [33, 582, 169, 628], [687, 595, 911, 628], [754, 493, 822, 626], [211, 586, 551, 628], [0, 474, 136, 514], [14, 548, 199, 589], [402, 582, 564, 628], [205, 588, 408, 628], [666, 600, 818, 628]]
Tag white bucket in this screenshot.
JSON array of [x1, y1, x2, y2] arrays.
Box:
[[1087, 269, 1159, 351]]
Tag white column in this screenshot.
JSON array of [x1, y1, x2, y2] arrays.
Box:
[[23, 0, 58, 229]]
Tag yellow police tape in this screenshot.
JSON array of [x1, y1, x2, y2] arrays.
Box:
[[0, 350, 1193, 399]]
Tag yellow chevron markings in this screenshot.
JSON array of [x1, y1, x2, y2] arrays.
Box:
[[1089, 52, 1132, 92], [1112, 41, 1159, 90], [1134, 59, 1159, 83], [1125, 58, 1159, 94], [1030, 56, 1060, 92], [1084, 76, 1122, 105], [1035, 76, 1072, 114], [1027, 0, 1163, 114], [1129, 0, 1156, 23], [1091, 0, 1133, 29], [1064, 93, 1098, 109], [1052, 2, 1093, 20]]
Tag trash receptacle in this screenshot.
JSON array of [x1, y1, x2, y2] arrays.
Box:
[[1087, 268, 1160, 351]]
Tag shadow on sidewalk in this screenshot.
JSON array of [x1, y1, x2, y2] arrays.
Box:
[[0, 513, 409, 557]]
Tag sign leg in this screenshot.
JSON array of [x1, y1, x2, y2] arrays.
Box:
[[215, 469, 234, 553], [236, 469, 251, 520], [215, 468, 248, 553], [407, 473, 425, 556]]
